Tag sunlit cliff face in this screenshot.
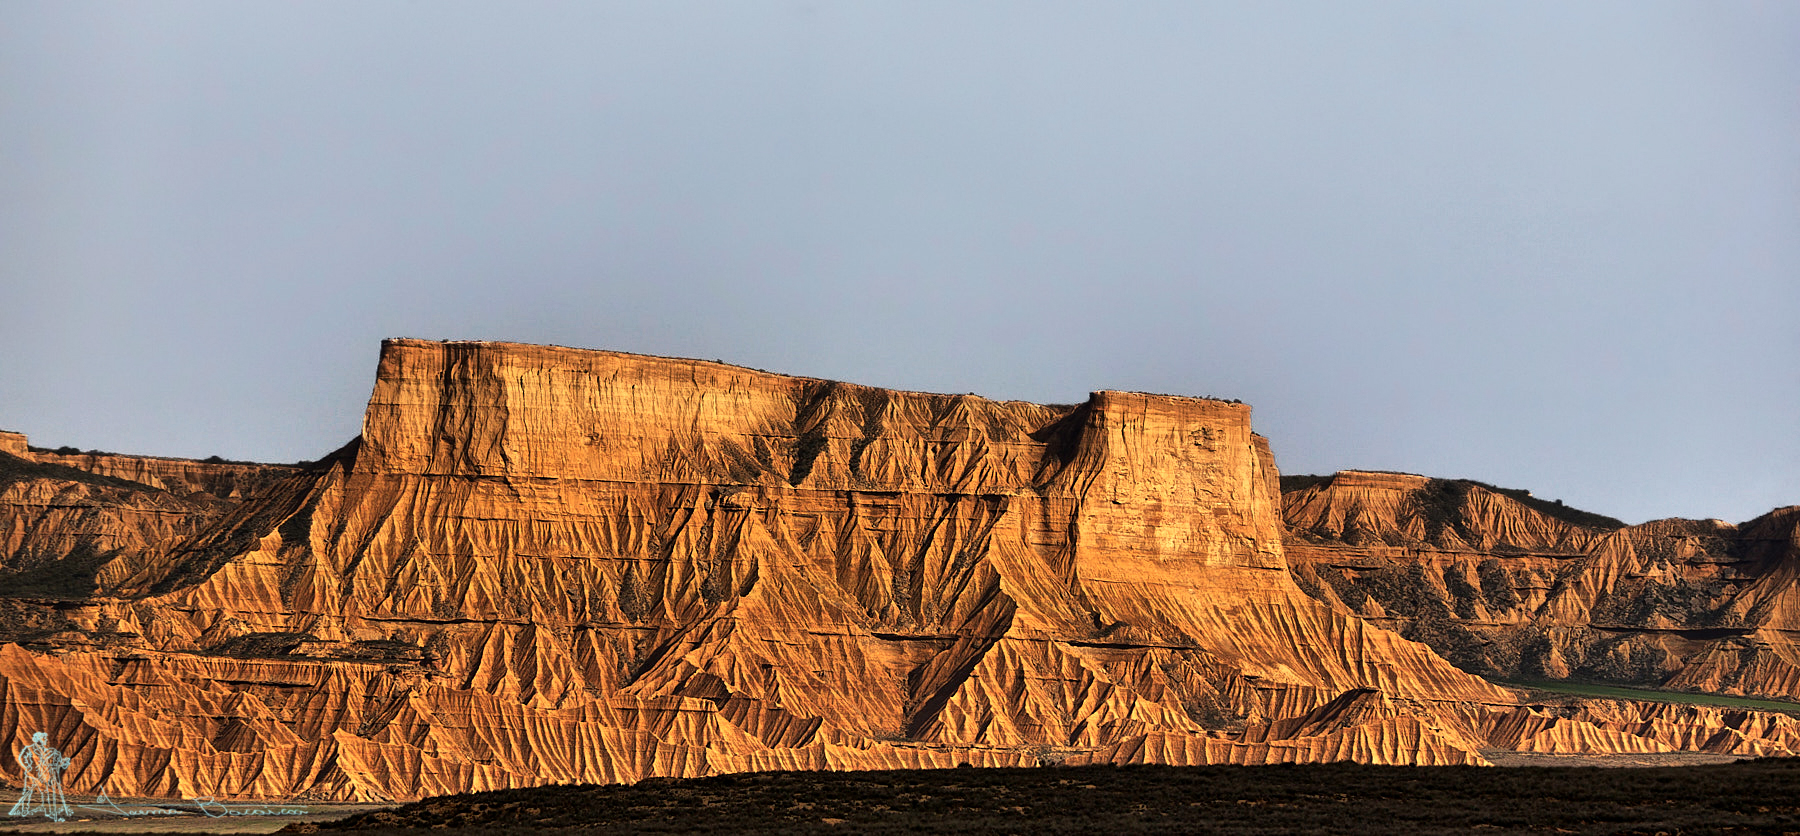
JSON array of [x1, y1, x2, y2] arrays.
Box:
[[0, 341, 1794, 801], [1284, 472, 1800, 696]]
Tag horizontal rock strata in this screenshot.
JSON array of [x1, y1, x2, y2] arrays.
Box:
[[1285, 471, 1800, 700], [0, 441, 296, 602], [0, 342, 1794, 801], [4, 432, 297, 500]]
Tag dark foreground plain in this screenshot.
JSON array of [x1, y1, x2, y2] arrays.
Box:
[[280, 760, 1800, 835]]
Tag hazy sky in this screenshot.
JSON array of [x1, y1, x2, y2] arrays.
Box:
[[2, 2, 1795, 525]]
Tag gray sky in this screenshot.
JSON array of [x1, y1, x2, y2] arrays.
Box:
[[2, 1, 1795, 525]]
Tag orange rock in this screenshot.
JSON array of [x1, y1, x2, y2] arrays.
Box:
[[1284, 471, 1800, 701], [2, 430, 296, 500], [0, 341, 1790, 800]]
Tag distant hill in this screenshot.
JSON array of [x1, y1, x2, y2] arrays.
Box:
[[1282, 470, 1800, 697]]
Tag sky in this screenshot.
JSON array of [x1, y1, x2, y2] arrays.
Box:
[[1, 2, 1795, 526]]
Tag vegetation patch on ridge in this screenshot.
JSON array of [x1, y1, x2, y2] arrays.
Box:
[[1279, 471, 1626, 531], [1462, 479, 1627, 530]]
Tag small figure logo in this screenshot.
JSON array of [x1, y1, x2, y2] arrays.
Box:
[[10, 732, 73, 822]]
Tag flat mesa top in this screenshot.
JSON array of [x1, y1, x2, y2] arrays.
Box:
[[1327, 470, 1432, 488], [377, 337, 1252, 410]]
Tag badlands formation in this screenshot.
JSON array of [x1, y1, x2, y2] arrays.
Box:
[[1285, 471, 1800, 698], [0, 340, 1796, 802]]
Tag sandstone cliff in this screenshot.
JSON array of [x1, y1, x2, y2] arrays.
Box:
[[5, 431, 297, 500], [0, 342, 1792, 802], [1285, 471, 1800, 699], [0, 434, 299, 602]]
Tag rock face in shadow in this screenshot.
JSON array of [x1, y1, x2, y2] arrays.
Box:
[[1284, 470, 1800, 698], [0, 438, 298, 602], [0, 341, 1793, 802]]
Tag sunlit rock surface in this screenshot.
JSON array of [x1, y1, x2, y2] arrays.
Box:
[[1285, 471, 1800, 699], [0, 440, 296, 601], [0, 341, 1794, 801]]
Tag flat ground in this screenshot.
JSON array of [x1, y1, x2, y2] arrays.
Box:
[[1481, 749, 1746, 767], [5, 757, 1794, 834], [268, 760, 1800, 835], [1496, 679, 1800, 714], [0, 793, 391, 835]]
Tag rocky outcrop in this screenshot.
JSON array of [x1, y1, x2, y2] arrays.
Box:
[[6, 431, 297, 500], [0, 341, 1527, 800], [0, 341, 1792, 802], [1285, 471, 1800, 700], [0, 431, 28, 459], [0, 455, 230, 604], [0, 435, 300, 603]]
